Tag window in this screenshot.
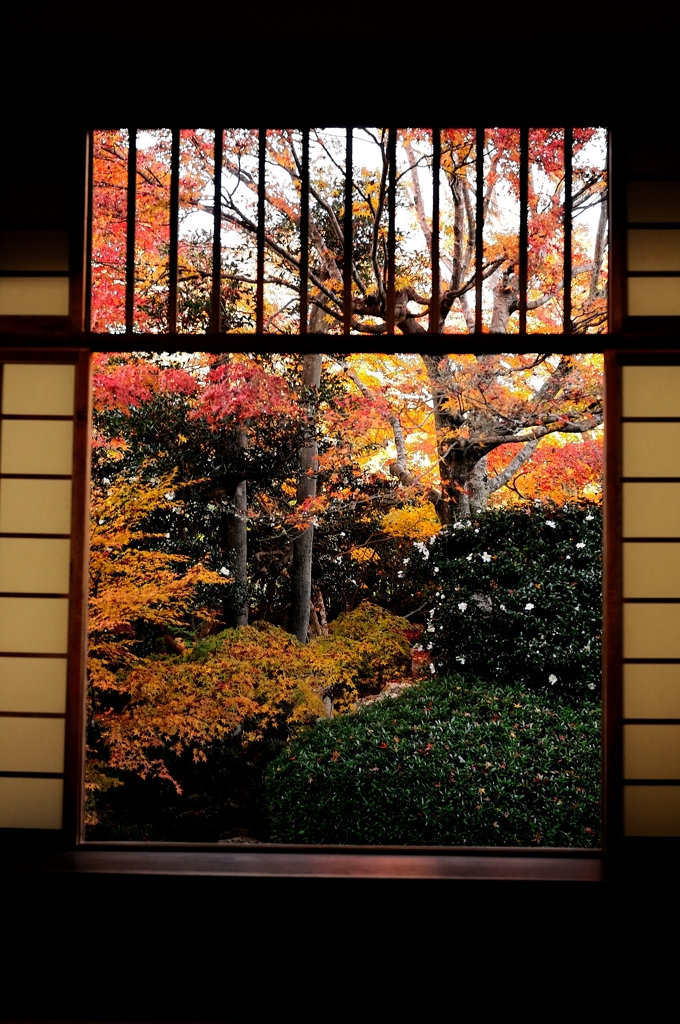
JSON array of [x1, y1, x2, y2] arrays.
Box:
[[89, 127, 608, 337], [2, 124, 680, 872], [81, 127, 607, 849]]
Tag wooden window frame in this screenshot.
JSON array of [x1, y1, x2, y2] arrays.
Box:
[[6, 124, 680, 882]]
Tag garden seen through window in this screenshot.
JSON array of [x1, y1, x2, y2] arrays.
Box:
[[85, 128, 606, 846], [87, 349, 603, 845]]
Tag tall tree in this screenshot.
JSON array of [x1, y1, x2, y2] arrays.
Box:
[[90, 127, 607, 557], [288, 353, 322, 641]]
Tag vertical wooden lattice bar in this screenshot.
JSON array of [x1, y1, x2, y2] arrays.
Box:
[[343, 128, 353, 336], [256, 128, 266, 334], [125, 128, 137, 334], [518, 125, 528, 334], [475, 126, 484, 335], [210, 128, 223, 335], [84, 132, 94, 332], [386, 127, 397, 335], [0, 354, 89, 834], [168, 128, 180, 334], [299, 129, 309, 336], [563, 127, 573, 334], [429, 128, 440, 335]]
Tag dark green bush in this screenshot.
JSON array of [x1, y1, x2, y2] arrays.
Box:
[[266, 675, 601, 847], [415, 502, 601, 699]]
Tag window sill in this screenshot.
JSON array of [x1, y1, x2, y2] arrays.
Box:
[[0, 844, 604, 881]]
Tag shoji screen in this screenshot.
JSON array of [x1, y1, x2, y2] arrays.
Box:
[[611, 354, 680, 836], [0, 232, 70, 317], [622, 134, 680, 331], [0, 353, 89, 835], [627, 185, 680, 316]]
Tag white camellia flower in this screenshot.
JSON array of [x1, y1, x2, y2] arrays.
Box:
[[403, 558, 410, 565], [413, 541, 430, 560], [500, 604, 507, 611], [481, 552, 492, 562], [466, 553, 474, 561], [219, 567, 231, 576], [458, 602, 468, 612], [429, 663, 436, 674], [397, 571, 404, 578], [576, 542, 586, 549], [588, 683, 596, 690], [525, 602, 535, 610], [546, 520, 556, 528], [549, 674, 557, 684], [585, 514, 594, 521], [164, 491, 175, 500], [433, 566, 439, 573]]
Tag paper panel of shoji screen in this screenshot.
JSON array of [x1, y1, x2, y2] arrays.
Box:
[[628, 182, 680, 222], [624, 786, 680, 837], [0, 479, 72, 534], [0, 777, 63, 829], [0, 279, 69, 316], [0, 362, 75, 830], [628, 279, 680, 317], [622, 423, 680, 477], [622, 364, 680, 836], [622, 365, 680, 416], [628, 230, 680, 272], [623, 482, 680, 537]]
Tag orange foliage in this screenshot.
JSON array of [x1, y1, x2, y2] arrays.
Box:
[[488, 432, 603, 506], [89, 468, 227, 695]]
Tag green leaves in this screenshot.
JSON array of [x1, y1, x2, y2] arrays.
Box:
[[418, 502, 602, 699], [266, 674, 601, 847]]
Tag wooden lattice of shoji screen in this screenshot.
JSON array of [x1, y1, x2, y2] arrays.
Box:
[[0, 353, 89, 837]]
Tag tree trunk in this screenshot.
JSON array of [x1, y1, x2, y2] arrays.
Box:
[[222, 426, 249, 627], [435, 446, 484, 521], [489, 265, 518, 334], [468, 456, 489, 512], [288, 353, 322, 643]]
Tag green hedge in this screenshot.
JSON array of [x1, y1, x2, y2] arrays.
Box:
[[415, 502, 602, 699], [266, 675, 601, 847]]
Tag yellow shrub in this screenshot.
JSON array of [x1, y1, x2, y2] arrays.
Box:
[[325, 602, 412, 696], [94, 607, 413, 786], [381, 502, 441, 541]]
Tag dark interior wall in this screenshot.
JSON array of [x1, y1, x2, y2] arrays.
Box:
[[1, 16, 679, 1023], [0, 19, 668, 128]]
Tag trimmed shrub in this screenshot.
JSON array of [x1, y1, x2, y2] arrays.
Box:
[[92, 605, 412, 789], [266, 675, 601, 847], [415, 502, 601, 699], [327, 602, 412, 690]]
